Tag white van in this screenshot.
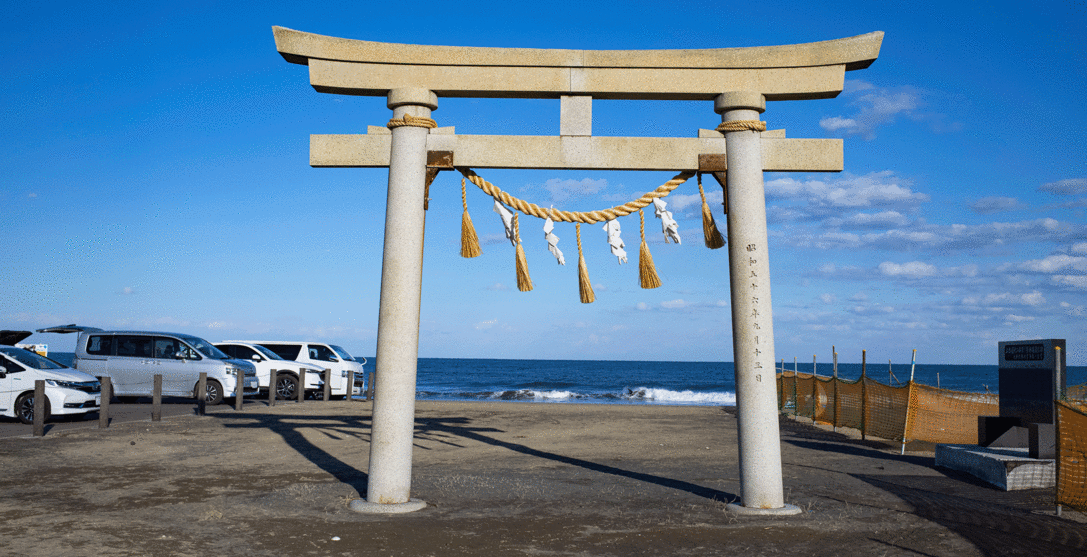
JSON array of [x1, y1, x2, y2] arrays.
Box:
[[228, 340, 363, 399], [0, 335, 101, 424], [214, 341, 325, 399], [38, 326, 259, 405]]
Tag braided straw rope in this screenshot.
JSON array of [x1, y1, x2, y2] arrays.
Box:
[[459, 168, 694, 224], [387, 113, 438, 129], [716, 119, 766, 133]]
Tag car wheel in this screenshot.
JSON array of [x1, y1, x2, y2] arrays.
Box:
[[15, 392, 50, 425], [200, 379, 224, 406], [275, 375, 298, 400]]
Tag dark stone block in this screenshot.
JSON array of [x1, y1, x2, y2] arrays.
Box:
[[1029, 422, 1055, 459], [979, 416, 1023, 447]]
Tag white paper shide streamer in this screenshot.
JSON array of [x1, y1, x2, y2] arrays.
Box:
[[543, 216, 565, 265], [652, 198, 681, 244], [602, 219, 627, 263], [493, 199, 517, 246]]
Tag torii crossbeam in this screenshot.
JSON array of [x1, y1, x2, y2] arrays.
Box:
[[273, 26, 882, 515]]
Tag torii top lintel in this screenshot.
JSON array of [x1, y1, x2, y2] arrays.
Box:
[[273, 27, 883, 101]]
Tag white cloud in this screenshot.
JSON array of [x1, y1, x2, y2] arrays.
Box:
[[1019, 254, 1087, 273], [1053, 275, 1087, 290], [636, 302, 649, 311], [1005, 314, 1035, 323], [660, 299, 688, 309], [765, 171, 929, 212], [485, 283, 509, 291], [542, 177, 608, 202], [962, 291, 1047, 307], [1021, 291, 1046, 306], [475, 319, 497, 330], [819, 293, 837, 304], [969, 196, 1022, 214], [120, 287, 136, 295], [1061, 301, 1086, 316], [1038, 178, 1087, 196], [1073, 243, 1087, 255], [878, 261, 937, 278], [27, 192, 38, 199], [819, 116, 857, 132]]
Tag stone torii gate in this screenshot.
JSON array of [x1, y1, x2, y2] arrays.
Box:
[[273, 27, 882, 515]]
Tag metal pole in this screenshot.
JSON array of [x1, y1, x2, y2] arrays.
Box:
[[152, 374, 162, 422], [716, 91, 797, 515], [832, 348, 839, 432], [33, 380, 45, 437], [99, 377, 111, 429], [861, 350, 867, 441]]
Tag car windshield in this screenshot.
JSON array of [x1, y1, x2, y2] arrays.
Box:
[[330, 345, 354, 360], [181, 336, 230, 359], [253, 344, 285, 360], [0, 346, 67, 370]]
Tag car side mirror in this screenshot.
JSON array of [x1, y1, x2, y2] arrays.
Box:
[[251, 355, 262, 362]]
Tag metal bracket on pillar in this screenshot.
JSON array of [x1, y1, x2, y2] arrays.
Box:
[[423, 150, 454, 210]]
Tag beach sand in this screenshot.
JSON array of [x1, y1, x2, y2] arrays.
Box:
[[1, 400, 1083, 556]]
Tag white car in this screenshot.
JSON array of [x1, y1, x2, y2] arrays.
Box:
[[0, 342, 101, 424], [228, 340, 364, 400], [214, 342, 324, 400]]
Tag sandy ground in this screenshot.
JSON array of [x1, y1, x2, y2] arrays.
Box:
[[1, 400, 1085, 556]]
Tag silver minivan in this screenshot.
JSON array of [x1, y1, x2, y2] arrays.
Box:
[[38, 326, 258, 405]]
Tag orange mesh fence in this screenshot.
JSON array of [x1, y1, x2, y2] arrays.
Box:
[[775, 372, 998, 444], [865, 380, 910, 441], [907, 384, 998, 444], [1057, 400, 1087, 512]]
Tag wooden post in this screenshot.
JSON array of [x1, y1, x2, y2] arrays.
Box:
[[152, 374, 162, 422], [197, 372, 207, 416], [349, 370, 356, 401], [268, 370, 276, 407], [861, 349, 867, 441], [367, 371, 375, 401], [235, 370, 245, 411], [297, 369, 306, 404], [33, 380, 45, 437], [99, 377, 111, 429], [323, 368, 332, 402], [811, 355, 818, 420]]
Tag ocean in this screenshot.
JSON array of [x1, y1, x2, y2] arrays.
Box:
[[49, 353, 1087, 406]]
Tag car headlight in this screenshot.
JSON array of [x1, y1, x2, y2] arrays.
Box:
[[224, 366, 239, 376]]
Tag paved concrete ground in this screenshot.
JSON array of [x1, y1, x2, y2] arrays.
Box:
[[1, 401, 1084, 556]]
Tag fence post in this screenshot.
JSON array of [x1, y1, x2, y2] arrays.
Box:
[[268, 370, 276, 407], [197, 372, 207, 416], [235, 369, 245, 411], [1054, 347, 1064, 517], [861, 349, 867, 441], [367, 371, 375, 402], [812, 354, 818, 420], [323, 368, 332, 402], [297, 369, 306, 404], [152, 374, 162, 422], [349, 370, 356, 401], [33, 380, 45, 437], [900, 349, 917, 455], [832, 347, 839, 432], [99, 377, 111, 429]]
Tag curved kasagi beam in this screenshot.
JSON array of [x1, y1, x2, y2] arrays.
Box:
[[273, 27, 882, 101]]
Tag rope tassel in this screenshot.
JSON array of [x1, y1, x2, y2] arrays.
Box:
[[576, 223, 595, 303], [460, 178, 482, 258], [513, 214, 533, 292], [638, 209, 662, 289], [698, 173, 725, 249]]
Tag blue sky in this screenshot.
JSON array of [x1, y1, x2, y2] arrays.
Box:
[[4, 1, 1085, 366]]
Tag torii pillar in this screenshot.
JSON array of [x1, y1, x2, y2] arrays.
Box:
[[272, 27, 883, 514]]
